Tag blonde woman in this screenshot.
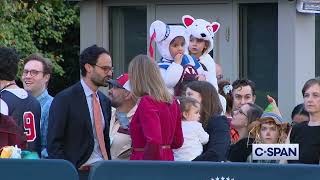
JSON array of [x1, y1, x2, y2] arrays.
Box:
[[128, 54, 183, 160]]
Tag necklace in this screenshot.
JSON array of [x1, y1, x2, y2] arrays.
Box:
[[0, 82, 16, 92]]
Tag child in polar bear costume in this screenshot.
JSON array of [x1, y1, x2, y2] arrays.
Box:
[[182, 15, 226, 113], [149, 20, 207, 96]]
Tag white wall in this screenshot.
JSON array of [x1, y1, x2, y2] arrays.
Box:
[[80, 0, 107, 51], [278, 1, 315, 121]]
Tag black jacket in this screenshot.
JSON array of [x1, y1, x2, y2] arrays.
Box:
[[193, 115, 230, 161], [47, 82, 111, 168]]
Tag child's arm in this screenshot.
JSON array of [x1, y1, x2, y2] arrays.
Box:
[[187, 55, 207, 81], [199, 55, 218, 90], [194, 122, 209, 144], [159, 62, 183, 89]]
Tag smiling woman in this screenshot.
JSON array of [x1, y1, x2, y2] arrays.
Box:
[[227, 103, 263, 162]]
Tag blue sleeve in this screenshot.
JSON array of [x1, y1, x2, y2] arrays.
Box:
[[181, 55, 190, 66], [193, 115, 230, 161], [191, 55, 201, 69]]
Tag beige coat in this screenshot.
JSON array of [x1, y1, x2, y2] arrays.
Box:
[[109, 105, 137, 160]]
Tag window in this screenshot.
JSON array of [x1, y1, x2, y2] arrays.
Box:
[[239, 3, 278, 107], [109, 6, 147, 77]]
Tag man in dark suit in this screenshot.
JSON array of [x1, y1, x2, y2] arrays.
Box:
[[47, 45, 113, 174]]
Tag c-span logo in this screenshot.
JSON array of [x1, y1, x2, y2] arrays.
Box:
[[252, 144, 299, 160]]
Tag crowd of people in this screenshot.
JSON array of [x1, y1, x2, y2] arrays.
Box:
[[1, 14, 320, 179]]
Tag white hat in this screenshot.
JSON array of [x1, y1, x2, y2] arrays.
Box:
[[149, 20, 189, 60], [182, 15, 220, 56]]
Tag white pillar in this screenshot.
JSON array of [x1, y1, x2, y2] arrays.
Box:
[[80, 0, 105, 51], [278, 1, 315, 121]]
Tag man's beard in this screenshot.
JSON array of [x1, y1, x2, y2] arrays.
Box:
[[92, 76, 107, 87]]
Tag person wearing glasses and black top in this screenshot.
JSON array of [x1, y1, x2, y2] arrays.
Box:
[[227, 103, 263, 162]]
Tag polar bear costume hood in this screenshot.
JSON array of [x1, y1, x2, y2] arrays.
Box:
[[182, 15, 220, 56], [149, 20, 189, 60]]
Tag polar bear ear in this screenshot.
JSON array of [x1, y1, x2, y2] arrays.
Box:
[[149, 20, 167, 42], [149, 20, 168, 59], [182, 15, 195, 27], [211, 22, 220, 33]]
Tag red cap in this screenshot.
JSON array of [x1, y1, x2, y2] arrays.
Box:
[[116, 73, 129, 87], [107, 73, 130, 91]]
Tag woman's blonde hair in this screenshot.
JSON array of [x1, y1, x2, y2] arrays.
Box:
[[128, 54, 172, 103]]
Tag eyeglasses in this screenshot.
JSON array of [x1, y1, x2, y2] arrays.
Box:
[[233, 108, 248, 118], [22, 70, 43, 77], [93, 64, 114, 72]]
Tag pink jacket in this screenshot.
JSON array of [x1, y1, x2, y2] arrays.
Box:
[[130, 95, 183, 160]]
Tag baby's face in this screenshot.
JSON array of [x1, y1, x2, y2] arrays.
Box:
[[169, 36, 185, 59], [184, 104, 201, 122]]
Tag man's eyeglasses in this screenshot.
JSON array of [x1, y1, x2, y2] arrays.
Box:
[[233, 108, 248, 118], [93, 64, 114, 72], [22, 70, 43, 77]]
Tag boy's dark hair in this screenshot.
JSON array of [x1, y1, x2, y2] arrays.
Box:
[[178, 96, 200, 114], [232, 79, 256, 96], [24, 53, 53, 75], [0, 47, 19, 81], [291, 103, 309, 120], [79, 45, 110, 76]]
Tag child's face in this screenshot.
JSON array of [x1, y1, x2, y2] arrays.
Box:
[[292, 114, 309, 125], [183, 104, 201, 122], [169, 36, 185, 59], [260, 122, 280, 144], [189, 36, 208, 58]]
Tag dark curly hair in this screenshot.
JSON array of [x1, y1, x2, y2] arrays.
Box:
[[80, 45, 110, 77], [232, 79, 256, 96], [0, 47, 19, 81]]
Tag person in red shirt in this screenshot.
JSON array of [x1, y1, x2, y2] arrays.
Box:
[[128, 54, 183, 160], [0, 114, 26, 149]]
